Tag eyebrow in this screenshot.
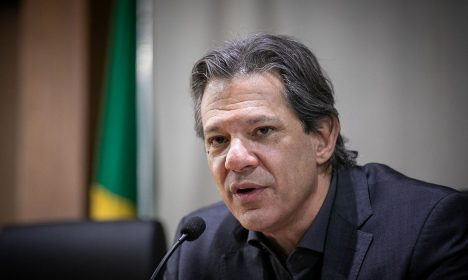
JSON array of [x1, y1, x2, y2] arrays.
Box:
[[203, 115, 279, 135]]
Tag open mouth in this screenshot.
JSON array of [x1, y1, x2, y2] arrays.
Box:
[[231, 183, 266, 203], [232, 185, 265, 203], [237, 188, 256, 194]]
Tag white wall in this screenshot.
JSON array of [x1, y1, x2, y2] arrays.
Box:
[[153, 0, 468, 240]]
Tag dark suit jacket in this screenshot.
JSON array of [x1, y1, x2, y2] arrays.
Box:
[[164, 163, 468, 279]]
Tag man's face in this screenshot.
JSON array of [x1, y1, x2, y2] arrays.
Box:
[[200, 72, 323, 235]]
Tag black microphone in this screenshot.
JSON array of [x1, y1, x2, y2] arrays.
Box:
[[149, 216, 206, 280]]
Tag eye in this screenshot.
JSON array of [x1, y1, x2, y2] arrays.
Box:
[[207, 135, 229, 147], [255, 126, 274, 136]]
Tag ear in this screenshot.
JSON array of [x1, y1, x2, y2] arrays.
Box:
[[314, 116, 340, 165]]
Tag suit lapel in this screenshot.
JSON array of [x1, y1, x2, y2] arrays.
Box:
[[322, 167, 374, 280]]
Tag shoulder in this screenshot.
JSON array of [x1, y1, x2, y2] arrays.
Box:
[[182, 201, 230, 222], [175, 201, 238, 248], [181, 200, 246, 248], [408, 189, 468, 277], [349, 163, 468, 278], [178, 202, 238, 240], [360, 162, 462, 202], [354, 163, 465, 224], [337, 163, 464, 228], [164, 202, 246, 280]]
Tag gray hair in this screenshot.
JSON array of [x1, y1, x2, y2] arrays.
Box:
[[190, 33, 357, 168]]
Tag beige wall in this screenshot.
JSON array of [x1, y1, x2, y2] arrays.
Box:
[[0, 0, 89, 224]]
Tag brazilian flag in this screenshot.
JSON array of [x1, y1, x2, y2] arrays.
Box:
[[90, 0, 137, 219]]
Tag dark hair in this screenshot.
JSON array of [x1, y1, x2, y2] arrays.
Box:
[[190, 33, 357, 168]]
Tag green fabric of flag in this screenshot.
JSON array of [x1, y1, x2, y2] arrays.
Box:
[[90, 0, 137, 219]]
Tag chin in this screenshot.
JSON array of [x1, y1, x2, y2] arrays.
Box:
[[235, 209, 276, 232]]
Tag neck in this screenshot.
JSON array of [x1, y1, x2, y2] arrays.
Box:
[[263, 167, 332, 255]]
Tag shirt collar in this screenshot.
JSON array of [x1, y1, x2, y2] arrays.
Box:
[[298, 171, 337, 252]]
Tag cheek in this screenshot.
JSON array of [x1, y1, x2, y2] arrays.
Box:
[[261, 142, 308, 174], [208, 157, 234, 208], [208, 156, 227, 186], [269, 139, 317, 189]]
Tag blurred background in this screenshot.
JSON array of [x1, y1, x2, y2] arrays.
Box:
[[1, 0, 467, 242]]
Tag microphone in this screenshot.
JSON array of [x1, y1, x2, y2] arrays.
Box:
[[149, 216, 206, 280]]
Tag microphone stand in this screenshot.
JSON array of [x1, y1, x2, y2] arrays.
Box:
[[149, 233, 188, 280]]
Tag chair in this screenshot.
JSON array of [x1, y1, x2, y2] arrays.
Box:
[[0, 220, 166, 280]]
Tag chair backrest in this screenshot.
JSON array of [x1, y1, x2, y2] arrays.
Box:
[[0, 220, 166, 280]]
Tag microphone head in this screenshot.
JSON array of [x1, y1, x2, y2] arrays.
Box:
[[180, 216, 206, 241]]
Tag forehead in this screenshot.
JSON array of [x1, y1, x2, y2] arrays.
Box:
[[204, 71, 283, 100], [201, 72, 285, 113], [200, 72, 296, 133]]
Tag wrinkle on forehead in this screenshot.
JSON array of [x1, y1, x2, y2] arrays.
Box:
[[203, 72, 284, 103], [202, 104, 273, 135], [202, 73, 283, 107], [201, 72, 289, 135], [205, 99, 267, 115]]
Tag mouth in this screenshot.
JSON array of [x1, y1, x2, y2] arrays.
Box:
[[236, 188, 256, 194], [231, 183, 266, 204], [231, 182, 263, 194]]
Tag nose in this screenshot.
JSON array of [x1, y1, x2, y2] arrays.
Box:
[[225, 138, 258, 172]]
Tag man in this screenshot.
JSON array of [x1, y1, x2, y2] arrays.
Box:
[[164, 34, 468, 279]]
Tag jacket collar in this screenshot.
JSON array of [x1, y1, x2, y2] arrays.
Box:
[[322, 166, 374, 280]]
